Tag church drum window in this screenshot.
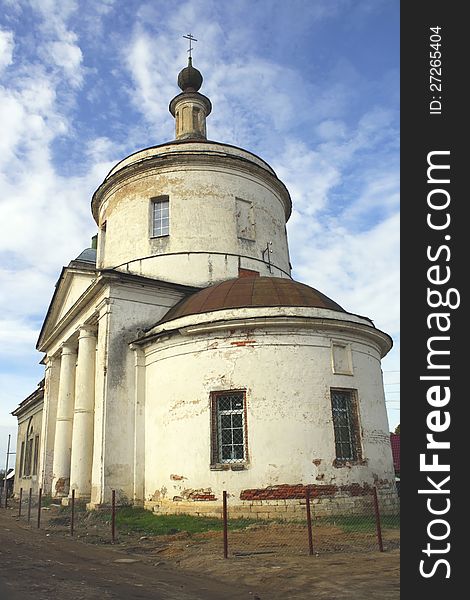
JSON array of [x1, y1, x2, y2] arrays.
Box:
[[330, 388, 362, 463], [151, 196, 170, 237], [211, 391, 247, 465]]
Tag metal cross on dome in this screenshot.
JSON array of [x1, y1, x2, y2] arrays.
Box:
[[183, 33, 197, 59]]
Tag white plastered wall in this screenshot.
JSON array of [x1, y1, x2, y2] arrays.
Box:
[[89, 281, 190, 506], [142, 315, 394, 504]]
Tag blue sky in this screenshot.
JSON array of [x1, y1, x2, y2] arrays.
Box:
[[0, 0, 399, 463]]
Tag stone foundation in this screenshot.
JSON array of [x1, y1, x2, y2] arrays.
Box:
[[146, 484, 399, 520]]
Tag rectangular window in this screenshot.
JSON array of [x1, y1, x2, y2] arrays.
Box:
[[24, 439, 33, 477], [151, 196, 169, 237], [32, 435, 40, 476], [331, 389, 362, 462], [211, 391, 247, 464]]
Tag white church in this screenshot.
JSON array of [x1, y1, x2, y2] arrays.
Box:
[[13, 55, 397, 517]]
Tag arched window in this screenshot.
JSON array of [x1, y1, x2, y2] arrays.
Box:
[[23, 418, 34, 477], [22, 418, 40, 477]]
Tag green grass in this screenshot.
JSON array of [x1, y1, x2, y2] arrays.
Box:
[[114, 507, 263, 536], [53, 504, 399, 537], [313, 514, 400, 533]]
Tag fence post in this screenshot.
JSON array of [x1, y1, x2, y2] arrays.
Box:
[[18, 487, 23, 517], [3, 434, 11, 508], [305, 488, 314, 556], [222, 490, 228, 559], [71, 489, 75, 536], [27, 488, 32, 523], [37, 488, 42, 529], [372, 486, 384, 552], [111, 489, 116, 543]]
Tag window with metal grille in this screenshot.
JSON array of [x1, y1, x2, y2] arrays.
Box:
[[211, 391, 246, 464], [331, 389, 362, 462], [151, 197, 169, 237]]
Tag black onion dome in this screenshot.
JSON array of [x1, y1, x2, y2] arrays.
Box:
[[177, 58, 203, 92]]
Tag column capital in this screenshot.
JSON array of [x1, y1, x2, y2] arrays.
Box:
[[78, 324, 97, 340], [44, 353, 59, 367], [61, 341, 77, 356]]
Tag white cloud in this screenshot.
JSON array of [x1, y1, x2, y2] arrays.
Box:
[[0, 29, 14, 74], [275, 140, 342, 216], [25, 0, 85, 88], [0, 373, 43, 427], [291, 212, 399, 334], [44, 39, 84, 88], [124, 26, 188, 147], [0, 318, 40, 357]]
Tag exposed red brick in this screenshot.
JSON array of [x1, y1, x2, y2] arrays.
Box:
[[240, 482, 377, 501], [189, 494, 217, 501], [230, 340, 256, 346], [170, 474, 186, 481], [54, 477, 68, 495], [340, 483, 373, 496]]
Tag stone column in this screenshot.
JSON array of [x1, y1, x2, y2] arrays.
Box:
[[90, 299, 112, 508], [69, 326, 97, 500], [51, 344, 76, 497]]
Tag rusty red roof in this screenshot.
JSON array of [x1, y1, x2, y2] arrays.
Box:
[[160, 276, 345, 324]]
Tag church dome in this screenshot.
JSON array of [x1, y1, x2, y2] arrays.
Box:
[[177, 57, 203, 92], [74, 247, 96, 264], [160, 276, 345, 324]]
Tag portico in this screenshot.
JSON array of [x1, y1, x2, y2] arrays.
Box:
[[48, 325, 97, 501]]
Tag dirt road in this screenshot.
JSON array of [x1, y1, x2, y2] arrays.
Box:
[[0, 509, 257, 600], [0, 505, 399, 599]]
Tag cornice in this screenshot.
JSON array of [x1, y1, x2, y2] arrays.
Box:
[[91, 150, 292, 224]]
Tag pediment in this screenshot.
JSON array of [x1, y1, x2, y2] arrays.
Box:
[[37, 263, 97, 350]]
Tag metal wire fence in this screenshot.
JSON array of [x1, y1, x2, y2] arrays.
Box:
[[5, 485, 399, 558], [223, 487, 400, 557]]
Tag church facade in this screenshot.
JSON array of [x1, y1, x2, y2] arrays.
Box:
[[13, 59, 397, 517]]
